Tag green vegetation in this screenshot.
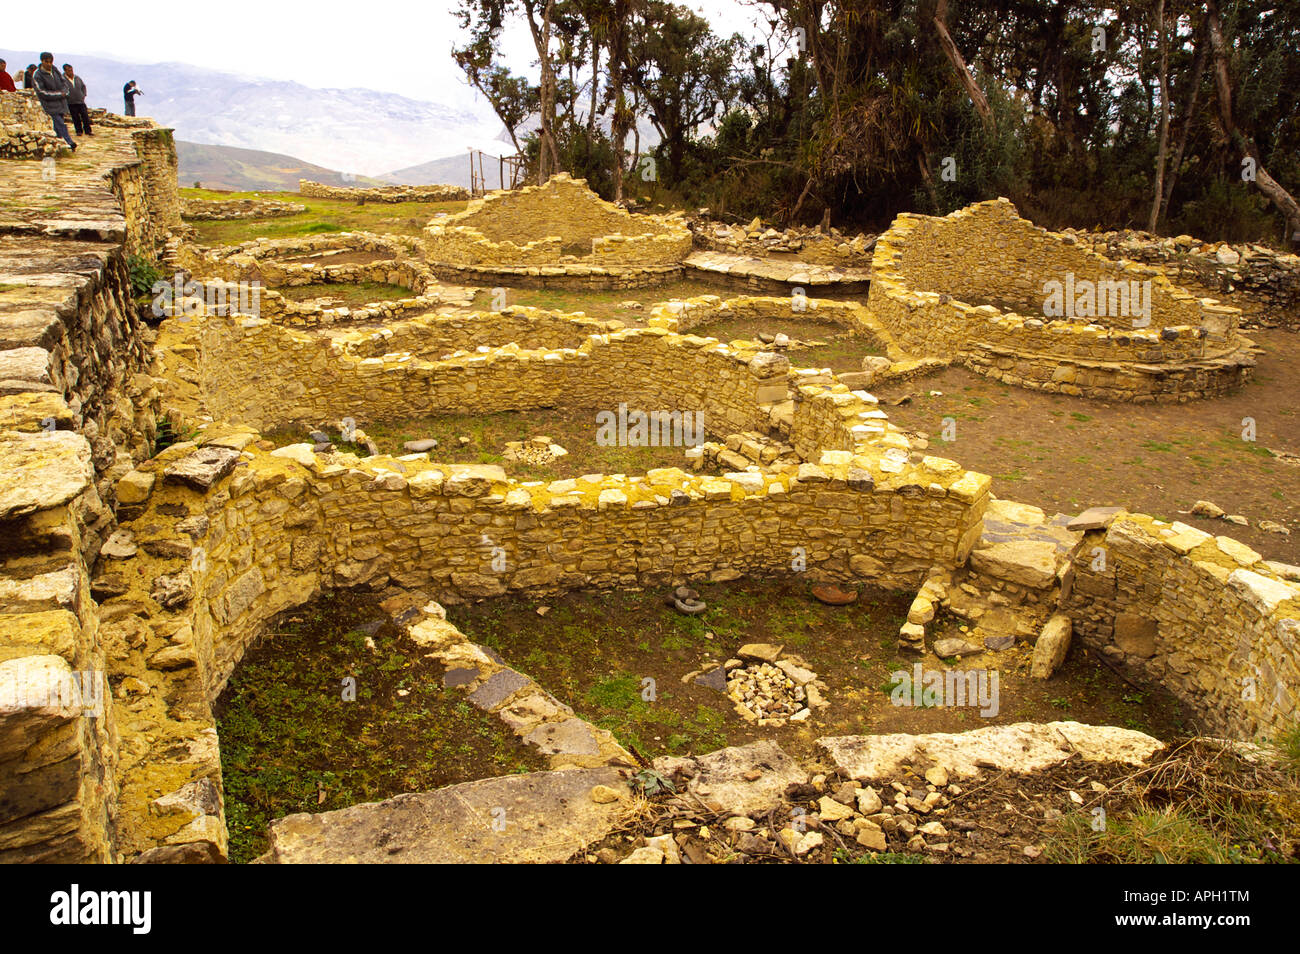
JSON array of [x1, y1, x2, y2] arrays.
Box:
[[1043, 739, 1300, 864], [454, 0, 1300, 243], [215, 591, 544, 863], [152, 416, 199, 453], [125, 253, 163, 299], [180, 188, 468, 244], [278, 281, 412, 306]]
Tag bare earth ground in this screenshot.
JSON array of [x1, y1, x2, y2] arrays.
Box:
[[873, 328, 1300, 566], [445, 578, 1190, 765]]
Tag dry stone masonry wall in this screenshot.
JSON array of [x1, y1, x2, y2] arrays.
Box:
[[425, 174, 693, 287], [298, 179, 469, 203], [1065, 228, 1300, 330], [1061, 514, 1299, 740], [181, 198, 307, 220], [1, 96, 1297, 865], [867, 199, 1258, 402]]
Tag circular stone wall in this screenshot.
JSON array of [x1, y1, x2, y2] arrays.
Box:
[[866, 199, 1259, 402], [423, 173, 694, 286]]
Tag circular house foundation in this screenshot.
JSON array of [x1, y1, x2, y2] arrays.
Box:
[[423, 173, 694, 289], [867, 198, 1260, 402]]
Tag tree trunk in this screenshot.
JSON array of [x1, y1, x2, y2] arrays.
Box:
[[588, 41, 601, 134], [931, 0, 994, 130], [917, 152, 940, 213], [1206, 0, 1300, 242], [1147, 0, 1170, 232], [526, 0, 561, 183], [1162, 29, 1206, 220], [610, 0, 631, 201]]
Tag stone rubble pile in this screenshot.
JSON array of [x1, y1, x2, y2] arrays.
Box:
[[502, 436, 568, 466], [724, 643, 828, 725], [692, 215, 877, 266]]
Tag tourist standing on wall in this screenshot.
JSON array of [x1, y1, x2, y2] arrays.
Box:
[[32, 53, 76, 151], [123, 81, 142, 116], [63, 64, 92, 135], [0, 61, 16, 93], [23, 65, 36, 89]]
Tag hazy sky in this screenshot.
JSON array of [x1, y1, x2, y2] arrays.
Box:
[[3, 0, 773, 101]]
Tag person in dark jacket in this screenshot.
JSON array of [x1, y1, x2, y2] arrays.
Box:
[[0, 61, 16, 93], [123, 81, 142, 116], [32, 53, 76, 150], [24, 65, 37, 89], [62, 64, 92, 135]]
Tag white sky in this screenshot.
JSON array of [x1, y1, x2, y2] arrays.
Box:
[[2, 0, 773, 101]]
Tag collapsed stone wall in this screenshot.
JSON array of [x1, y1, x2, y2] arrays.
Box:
[[424, 174, 693, 274], [1065, 229, 1300, 330], [867, 199, 1258, 402], [181, 198, 306, 220], [298, 180, 469, 203], [175, 317, 805, 438], [1061, 514, 1299, 740], [692, 217, 877, 268], [172, 231, 424, 287], [655, 295, 900, 357], [335, 308, 623, 359]]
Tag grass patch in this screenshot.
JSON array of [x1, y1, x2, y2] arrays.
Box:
[[215, 590, 544, 863], [1043, 738, 1300, 864], [278, 281, 412, 306], [181, 187, 468, 244]]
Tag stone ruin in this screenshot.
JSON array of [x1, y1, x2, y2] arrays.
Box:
[[297, 179, 469, 203], [0, 104, 1296, 864], [424, 173, 694, 287]]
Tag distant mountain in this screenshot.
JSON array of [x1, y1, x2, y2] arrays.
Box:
[[0, 49, 503, 177], [379, 116, 666, 190], [381, 153, 485, 190], [176, 141, 387, 193]]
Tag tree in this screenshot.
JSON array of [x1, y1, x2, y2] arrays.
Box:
[[625, 1, 740, 185], [1205, 0, 1300, 242], [455, 0, 563, 182], [1148, 0, 1170, 231]]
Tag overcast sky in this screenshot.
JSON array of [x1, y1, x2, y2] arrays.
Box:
[[3, 0, 773, 101]]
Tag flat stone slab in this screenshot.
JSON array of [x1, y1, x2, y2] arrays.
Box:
[[442, 667, 479, 688], [737, 642, 783, 664], [684, 251, 871, 285], [523, 718, 602, 757], [262, 767, 630, 863], [1067, 506, 1127, 532], [163, 446, 241, 491], [693, 667, 728, 692], [818, 722, 1164, 781], [969, 539, 1060, 589], [467, 668, 531, 710], [0, 346, 54, 386], [654, 740, 806, 815], [0, 430, 92, 519]]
